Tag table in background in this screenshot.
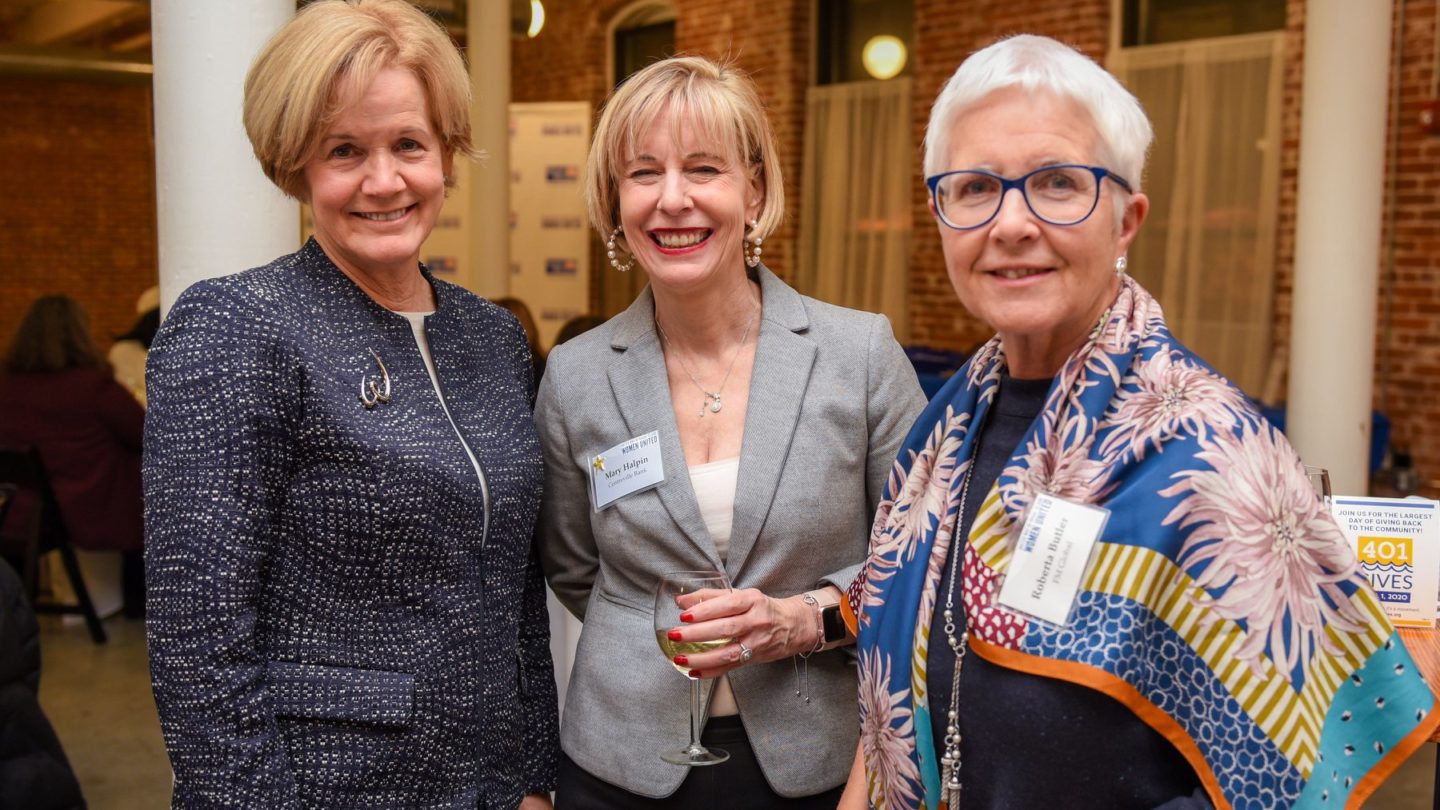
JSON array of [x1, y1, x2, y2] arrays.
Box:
[[1397, 628, 1440, 809]]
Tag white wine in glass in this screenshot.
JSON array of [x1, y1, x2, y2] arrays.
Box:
[[653, 570, 732, 765]]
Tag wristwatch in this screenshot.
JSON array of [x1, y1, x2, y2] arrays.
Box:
[[803, 588, 849, 651]]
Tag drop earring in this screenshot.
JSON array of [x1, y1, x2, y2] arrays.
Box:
[[607, 225, 634, 272], [744, 220, 764, 269], [1114, 255, 1128, 277]]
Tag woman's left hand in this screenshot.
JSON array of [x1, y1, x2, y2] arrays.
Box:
[[665, 588, 820, 677]]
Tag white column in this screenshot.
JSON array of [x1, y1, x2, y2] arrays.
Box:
[[151, 1, 296, 316], [467, 0, 512, 299], [1287, 0, 1393, 495]]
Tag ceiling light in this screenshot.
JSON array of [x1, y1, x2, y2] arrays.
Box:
[[862, 35, 906, 81]]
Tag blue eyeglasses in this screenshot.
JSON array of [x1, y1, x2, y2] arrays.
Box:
[[925, 164, 1133, 230]]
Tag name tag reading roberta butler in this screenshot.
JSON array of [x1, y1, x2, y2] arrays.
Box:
[[995, 493, 1109, 627], [589, 430, 666, 511]]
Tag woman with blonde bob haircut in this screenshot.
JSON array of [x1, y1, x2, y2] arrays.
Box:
[[536, 55, 924, 809], [242, 0, 477, 199], [144, 1, 558, 808]]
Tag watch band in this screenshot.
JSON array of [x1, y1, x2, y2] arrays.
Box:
[[801, 588, 850, 652]]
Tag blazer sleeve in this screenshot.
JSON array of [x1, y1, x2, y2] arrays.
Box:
[[518, 544, 560, 793], [534, 346, 599, 620], [817, 314, 926, 592], [143, 281, 303, 808], [496, 311, 561, 794]]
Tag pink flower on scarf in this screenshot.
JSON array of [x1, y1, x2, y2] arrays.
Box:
[[862, 410, 970, 625], [858, 648, 922, 810], [1099, 349, 1241, 463], [1162, 422, 1365, 679], [1001, 412, 1113, 519]]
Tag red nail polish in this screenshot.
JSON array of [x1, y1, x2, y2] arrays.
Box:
[[680, 612, 694, 623], [688, 670, 702, 679], [667, 630, 683, 641], [673, 655, 688, 666]]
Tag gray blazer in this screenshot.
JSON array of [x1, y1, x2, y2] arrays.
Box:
[[535, 266, 925, 798]]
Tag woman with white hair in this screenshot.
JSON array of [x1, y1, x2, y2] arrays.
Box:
[[839, 34, 1436, 809]]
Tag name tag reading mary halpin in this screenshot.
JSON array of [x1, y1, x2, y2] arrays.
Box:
[[589, 431, 665, 511], [995, 493, 1109, 626]]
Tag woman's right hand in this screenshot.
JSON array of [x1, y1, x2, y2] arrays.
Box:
[[836, 742, 867, 809], [663, 587, 819, 677]]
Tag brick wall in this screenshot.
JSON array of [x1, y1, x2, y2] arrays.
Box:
[[0, 77, 159, 359], [1379, 0, 1440, 479]]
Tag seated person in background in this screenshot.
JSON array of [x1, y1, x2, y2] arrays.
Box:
[[0, 557, 85, 810], [108, 286, 160, 407], [0, 295, 144, 618]]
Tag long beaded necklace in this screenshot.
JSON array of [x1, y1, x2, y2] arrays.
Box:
[[655, 306, 759, 418], [939, 429, 983, 809]]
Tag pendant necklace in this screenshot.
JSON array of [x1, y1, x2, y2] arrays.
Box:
[[655, 306, 760, 417], [939, 429, 983, 809]]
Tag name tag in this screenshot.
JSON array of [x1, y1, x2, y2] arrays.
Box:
[[996, 493, 1108, 626], [590, 431, 665, 511]]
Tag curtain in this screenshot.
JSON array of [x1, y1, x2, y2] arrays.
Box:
[[797, 78, 912, 339], [1110, 32, 1284, 398]]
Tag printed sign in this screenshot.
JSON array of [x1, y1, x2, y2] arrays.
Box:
[[1331, 496, 1439, 628], [545, 258, 578, 276], [545, 164, 579, 182]]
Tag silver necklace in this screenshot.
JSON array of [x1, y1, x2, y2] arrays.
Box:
[[655, 307, 759, 418], [939, 430, 982, 808]]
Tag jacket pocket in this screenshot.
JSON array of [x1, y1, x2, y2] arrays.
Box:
[[266, 661, 415, 728], [595, 586, 651, 614]]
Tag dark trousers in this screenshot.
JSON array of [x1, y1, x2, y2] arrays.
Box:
[[555, 715, 844, 810]]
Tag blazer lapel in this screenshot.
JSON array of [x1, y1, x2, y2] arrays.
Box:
[[725, 267, 815, 580], [605, 288, 720, 566]]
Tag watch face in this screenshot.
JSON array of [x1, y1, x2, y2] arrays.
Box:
[[821, 605, 847, 643]]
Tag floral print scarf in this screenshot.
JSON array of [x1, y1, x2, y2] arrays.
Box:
[[847, 278, 1438, 810]]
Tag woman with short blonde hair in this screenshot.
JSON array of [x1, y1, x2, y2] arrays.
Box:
[[538, 55, 925, 809], [144, 2, 558, 807]]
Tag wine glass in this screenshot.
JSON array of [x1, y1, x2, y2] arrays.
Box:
[[1305, 465, 1332, 510], [653, 570, 732, 766]]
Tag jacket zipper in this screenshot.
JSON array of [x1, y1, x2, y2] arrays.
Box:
[[427, 353, 491, 550]]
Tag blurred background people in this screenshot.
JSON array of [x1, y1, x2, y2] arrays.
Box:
[[552, 314, 605, 348], [108, 286, 159, 407], [494, 296, 545, 397], [537, 55, 924, 809], [0, 558, 85, 810], [142, 1, 556, 807], [0, 295, 145, 619]]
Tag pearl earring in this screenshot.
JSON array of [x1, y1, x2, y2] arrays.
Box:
[[744, 220, 764, 269], [1114, 255, 1128, 277], [607, 225, 634, 272]]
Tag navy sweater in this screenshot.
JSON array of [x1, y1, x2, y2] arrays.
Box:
[[927, 374, 1208, 810]]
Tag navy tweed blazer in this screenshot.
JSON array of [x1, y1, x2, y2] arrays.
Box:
[[144, 239, 558, 809]]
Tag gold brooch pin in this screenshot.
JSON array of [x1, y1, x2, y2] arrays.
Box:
[[592, 455, 605, 472], [359, 349, 392, 410]]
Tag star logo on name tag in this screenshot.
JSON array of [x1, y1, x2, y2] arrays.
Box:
[[592, 456, 605, 472]]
